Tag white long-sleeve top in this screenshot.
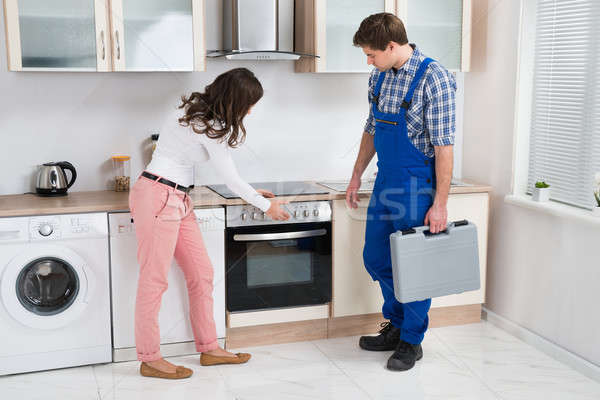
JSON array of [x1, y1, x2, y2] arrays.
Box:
[[145, 119, 271, 212]]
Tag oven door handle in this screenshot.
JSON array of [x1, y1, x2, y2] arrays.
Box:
[[233, 229, 327, 242]]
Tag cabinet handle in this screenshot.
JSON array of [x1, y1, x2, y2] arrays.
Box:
[[100, 30, 105, 60], [115, 30, 121, 60]]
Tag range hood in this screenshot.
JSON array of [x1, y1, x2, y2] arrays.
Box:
[[208, 0, 317, 60]]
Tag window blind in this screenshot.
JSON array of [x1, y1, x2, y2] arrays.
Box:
[[528, 0, 600, 209]]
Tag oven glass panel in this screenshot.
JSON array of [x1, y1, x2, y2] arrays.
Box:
[[246, 239, 313, 288], [226, 221, 332, 312]]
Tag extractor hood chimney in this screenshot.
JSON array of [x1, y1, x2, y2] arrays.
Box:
[[208, 0, 317, 60]]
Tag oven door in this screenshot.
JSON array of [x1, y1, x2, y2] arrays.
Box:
[[226, 222, 332, 312]]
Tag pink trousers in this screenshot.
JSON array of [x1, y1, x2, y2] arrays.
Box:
[[129, 174, 219, 362]]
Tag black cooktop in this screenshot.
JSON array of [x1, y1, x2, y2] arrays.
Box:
[[207, 181, 329, 199]]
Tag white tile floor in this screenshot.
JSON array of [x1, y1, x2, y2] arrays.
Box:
[[2, 321, 600, 400]]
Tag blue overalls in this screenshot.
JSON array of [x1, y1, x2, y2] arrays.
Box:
[[363, 58, 436, 345]]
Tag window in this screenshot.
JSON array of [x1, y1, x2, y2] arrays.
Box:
[[526, 0, 600, 209]]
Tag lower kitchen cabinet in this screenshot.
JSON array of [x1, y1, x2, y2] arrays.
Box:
[[331, 191, 489, 318]]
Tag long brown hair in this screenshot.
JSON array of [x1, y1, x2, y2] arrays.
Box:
[[178, 68, 263, 147]]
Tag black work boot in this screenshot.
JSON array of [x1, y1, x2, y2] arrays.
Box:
[[359, 322, 400, 351], [386, 339, 423, 371]]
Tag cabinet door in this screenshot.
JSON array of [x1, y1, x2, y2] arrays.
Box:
[[4, 0, 110, 71], [296, 0, 395, 73], [325, 0, 394, 72], [110, 0, 204, 72], [431, 192, 489, 308], [397, 0, 471, 71], [332, 197, 384, 317]]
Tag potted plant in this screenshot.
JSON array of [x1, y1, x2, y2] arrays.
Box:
[[532, 180, 551, 202], [593, 173, 600, 216]]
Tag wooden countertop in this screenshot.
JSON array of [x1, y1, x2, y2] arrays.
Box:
[[0, 179, 491, 218], [0, 187, 226, 217]]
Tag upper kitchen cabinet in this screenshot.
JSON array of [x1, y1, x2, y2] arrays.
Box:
[[110, 0, 205, 71], [396, 0, 471, 72], [295, 0, 396, 73], [4, 0, 110, 71], [3, 0, 206, 72], [295, 0, 471, 73]]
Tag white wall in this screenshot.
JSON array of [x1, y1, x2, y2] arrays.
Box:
[[0, 0, 463, 195], [463, 0, 600, 366]]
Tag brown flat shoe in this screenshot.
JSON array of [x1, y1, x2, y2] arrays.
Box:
[[200, 352, 251, 366], [140, 362, 193, 379]]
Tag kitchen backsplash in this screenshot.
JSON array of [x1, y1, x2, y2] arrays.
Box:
[[0, 0, 463, 195]]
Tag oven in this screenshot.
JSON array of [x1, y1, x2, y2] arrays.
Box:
[[225, 201, 332, 312]]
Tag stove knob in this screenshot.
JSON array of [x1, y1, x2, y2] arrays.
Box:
[[294, 210, 300, 218], [252, 212, 259, 220], [314, 209, 319, 217], [241, 213, 248, 221], [303, 210, 310, 218], [39, 223, 53, 236]]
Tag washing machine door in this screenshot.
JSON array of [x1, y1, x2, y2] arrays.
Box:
[[1, 245, 94, 330]]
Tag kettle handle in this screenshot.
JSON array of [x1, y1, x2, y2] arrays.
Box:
[[57, 161, 77, 189]]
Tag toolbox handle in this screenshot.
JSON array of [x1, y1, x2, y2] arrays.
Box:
[[423, 228, 449, 238], [401, 220, 469, 237]]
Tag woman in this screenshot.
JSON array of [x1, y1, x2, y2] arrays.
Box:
[[129, 68, 290, 379]]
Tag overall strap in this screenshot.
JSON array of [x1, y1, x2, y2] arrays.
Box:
[[372, 71, 387, 106], [401, 57, 434, 110]]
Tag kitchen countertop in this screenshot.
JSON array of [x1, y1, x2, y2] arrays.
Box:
[[0, 179, 491, 218], [0, 187, 226, 217]]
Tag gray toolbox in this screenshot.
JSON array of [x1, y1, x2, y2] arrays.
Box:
[[390, 220, 480, 303]]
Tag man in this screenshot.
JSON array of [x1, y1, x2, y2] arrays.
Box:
[[346, 13, 456, 371]]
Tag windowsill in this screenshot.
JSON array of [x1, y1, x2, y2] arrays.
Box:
[[504, 194, 600, 226]]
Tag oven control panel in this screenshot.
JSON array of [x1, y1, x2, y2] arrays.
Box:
[[226, 201, 332, 227]]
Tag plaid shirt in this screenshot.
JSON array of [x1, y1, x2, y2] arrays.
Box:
[[364, 45, 456, 158]]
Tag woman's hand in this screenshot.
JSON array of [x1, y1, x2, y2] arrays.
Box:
[[266, 199, 290, 221], [256, 189, 275, 198]]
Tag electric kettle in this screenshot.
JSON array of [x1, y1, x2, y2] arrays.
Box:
[[36, 161, 77, 196]]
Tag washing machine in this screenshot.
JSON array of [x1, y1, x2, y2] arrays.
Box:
[[0, 213, 111, 376], [109, 207, 226, 362]]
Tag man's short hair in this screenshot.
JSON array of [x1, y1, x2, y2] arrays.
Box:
[[353, 12, 409, 51]]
